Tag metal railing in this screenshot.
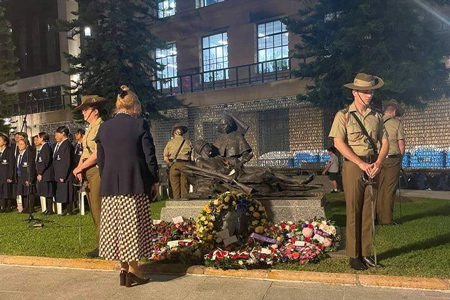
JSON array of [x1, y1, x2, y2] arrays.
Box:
[[6, 95, 71, 116], [152, 57, 293, 95]]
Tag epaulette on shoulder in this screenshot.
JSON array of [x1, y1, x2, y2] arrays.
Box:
[[339, 106, 349, 114]]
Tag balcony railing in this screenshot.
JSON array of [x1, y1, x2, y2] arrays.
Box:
[[152, 58, 294, 95], [6, 95, 72, 117]]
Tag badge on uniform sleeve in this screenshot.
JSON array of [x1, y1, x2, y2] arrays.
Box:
[[2, 159, 7, 165], [23, 162, 28, 167]]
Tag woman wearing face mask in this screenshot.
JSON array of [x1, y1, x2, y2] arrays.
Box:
[[53, 126, 74, 215], [0, 133, 16, 212], [35, 132, 56, 215]]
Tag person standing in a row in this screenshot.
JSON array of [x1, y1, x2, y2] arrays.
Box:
[[329, 73, 389, 270], [16, 139, 36, 213], [377, 102, 406, 225], [53, 126, 74, 215], [96, 85, 159, 287], [163, 124, 192, 200], [73, 95, 107, 258], [0, 133, 15, 212], [35, 132, 55, 215]]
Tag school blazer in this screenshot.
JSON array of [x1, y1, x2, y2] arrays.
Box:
[[53, 139, 74, 182], [35, 143, 55, 182], [16, 148, 36, 185], [0, 147, 15, 183]]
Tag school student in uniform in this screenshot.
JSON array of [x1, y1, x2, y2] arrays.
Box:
[[15, 139, 36, 213], [35, 132, 56, 215], [53, 126, 75, 215], [0, 133, 16, 212]]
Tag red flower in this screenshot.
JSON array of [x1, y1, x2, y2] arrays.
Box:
[[291, 237, 296, 243], [291, 224, 297, 230], [308, 224, 314, 229], [280, 223, 286, 229], [304, 237, 311, 242]]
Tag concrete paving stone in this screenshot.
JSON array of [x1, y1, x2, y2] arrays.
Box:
[[185, 276, 271, 300], [268, 270, 357, 285], [358, 274, 449, 290], [263, 282, 346, 300], [203, 268, 268, 279], [342, 285, 450, 300]]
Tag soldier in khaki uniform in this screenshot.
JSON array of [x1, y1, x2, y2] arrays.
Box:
[[72, 95, 107, 258], [377, 102, 405, 225], [163, 124, 192, 200], [329, 73, 389, 270]]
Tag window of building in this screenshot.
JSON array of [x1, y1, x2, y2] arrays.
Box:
[[257, 20, 289, 73], [202, 32, 228, 82], [259, 109, 290, 154], [196, 0, 224, 8], [158, 0, 176, 18], [155, 43, 178, 89]]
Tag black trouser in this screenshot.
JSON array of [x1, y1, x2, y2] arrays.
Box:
[[45, 197, 54, 213]]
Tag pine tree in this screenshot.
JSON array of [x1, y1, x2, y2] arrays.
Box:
[[0, 0, 18, 133], [287, 0, 450, 112], [61, 0, 178, 119]]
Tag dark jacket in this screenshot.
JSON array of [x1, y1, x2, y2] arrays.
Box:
[[53, 139, 74, 182], [0, 146, 15, 183], [73, 142, 83, 168], [16, 147, 36, 186], [35, 143, 54, 182], [96, 113, 159, 197]]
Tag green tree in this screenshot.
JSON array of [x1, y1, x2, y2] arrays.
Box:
[[60, 0, 179, 120], [287, 0, 450, 112], [0, 0, 18, 133]]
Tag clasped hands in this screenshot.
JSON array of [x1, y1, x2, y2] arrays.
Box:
[[358, 161, 380, 179]]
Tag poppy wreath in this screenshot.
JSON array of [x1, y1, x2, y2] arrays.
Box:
[[196, 191, 269, 248]]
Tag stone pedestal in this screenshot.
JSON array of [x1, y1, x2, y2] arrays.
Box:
[[160, 193, 326, 223]]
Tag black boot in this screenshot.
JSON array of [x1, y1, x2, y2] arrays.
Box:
[[349, 257, 368, 270]]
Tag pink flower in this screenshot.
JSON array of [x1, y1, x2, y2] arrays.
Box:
[[302, 227, 314, 238]]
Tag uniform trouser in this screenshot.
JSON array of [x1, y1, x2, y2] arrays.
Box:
[[169, 161, 189, 199], [377, 157, 402, 225], [85, 166, 101, 245], [343, 160, 377, 258]]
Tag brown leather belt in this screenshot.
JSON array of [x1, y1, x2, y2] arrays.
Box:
[[386, 154, 402, 158], [169, 159, 190, 162]]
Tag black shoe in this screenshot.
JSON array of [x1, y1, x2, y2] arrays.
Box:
[[362, 256, 382, 268], [0, 208, 5, 213], [126, 272, 149, 288], [44, 210, 54, 215], [120, 270, 127, 286], [349, 257, 368, 270], [86, 248, 99, 258]]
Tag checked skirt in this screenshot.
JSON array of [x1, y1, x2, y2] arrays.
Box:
[[99, 194, 152, 262]]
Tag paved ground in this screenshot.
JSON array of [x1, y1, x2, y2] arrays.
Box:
[[0, 265, 448, 300]]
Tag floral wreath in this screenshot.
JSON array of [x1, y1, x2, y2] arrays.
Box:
[[196, 191, 269, 248]]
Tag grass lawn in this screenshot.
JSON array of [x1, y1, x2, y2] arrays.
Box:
[[0, 195, 449, 279], [0, 200, 166, 258], [273, 193, 450, 279]]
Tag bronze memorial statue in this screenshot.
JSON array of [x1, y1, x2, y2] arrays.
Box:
[[184, 114, 318, 199]]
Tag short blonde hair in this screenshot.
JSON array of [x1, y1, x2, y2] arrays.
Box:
[[115, 85, 142, 117]]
